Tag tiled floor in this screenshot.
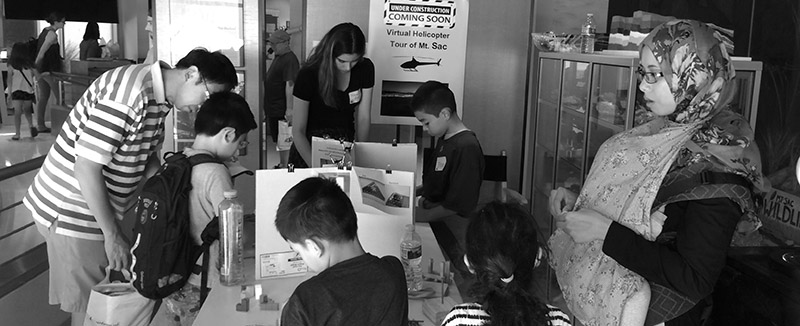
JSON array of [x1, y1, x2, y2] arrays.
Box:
[[0, 120, 58, 168]]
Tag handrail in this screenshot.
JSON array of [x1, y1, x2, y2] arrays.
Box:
[[0, 155, 48, 300], [49, 72, 96, 88], [0, 156, 45, 183]]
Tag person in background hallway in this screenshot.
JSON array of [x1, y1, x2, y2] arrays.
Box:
[[264, 29, 299, 169], [442, 201, 572, 326], [34, 11, 66, 133], [79, 22, 102, 60], [288, 22, 374, 168], [5, 42, 38, 140], [23, 49, 237, 326], [548, 20, 768, 326]]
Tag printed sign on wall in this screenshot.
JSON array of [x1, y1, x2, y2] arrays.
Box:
[[367, 0, 470, 125]]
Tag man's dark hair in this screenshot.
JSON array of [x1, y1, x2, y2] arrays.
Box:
[[175, 48, 238, 92], [409, 80, 457, 117], [275, 177, 358, 245], [194, 92, 257, 138]]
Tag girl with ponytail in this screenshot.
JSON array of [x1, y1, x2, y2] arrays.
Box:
[[442, 201, 571, 326]]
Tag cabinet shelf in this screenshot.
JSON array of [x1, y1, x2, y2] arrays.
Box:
[[589, 116, 624, 134]]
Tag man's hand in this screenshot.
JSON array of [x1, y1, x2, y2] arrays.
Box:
[[555, 208, 612, 243], [104, 232, 130, 271], [284, 108, 293, 125], [549, 187, 577, 216]]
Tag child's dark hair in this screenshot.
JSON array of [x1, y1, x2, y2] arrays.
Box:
[[275, 177, 358, 245], [304, 22, 366, 107], [83, 22, 100, 40], [9, 42, 35, 70], [175, 48, 238, 92], [465, 201, 552, 326], [45, 12, 66, 24], [194, 92, 257, 138], [410, 80, 457, 117]]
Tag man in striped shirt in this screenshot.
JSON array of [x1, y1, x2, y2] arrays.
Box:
[[23, 49, 237, 325]]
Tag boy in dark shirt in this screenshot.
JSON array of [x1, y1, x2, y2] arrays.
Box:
[[275, 177, 408, 326], [411, 80, 484, 272]]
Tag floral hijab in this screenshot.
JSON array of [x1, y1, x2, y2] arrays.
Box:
[[642, 20, 765, 191], [548, 20, 766, 326]]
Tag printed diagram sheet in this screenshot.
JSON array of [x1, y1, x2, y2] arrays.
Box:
[[355, 168, 411, 215]]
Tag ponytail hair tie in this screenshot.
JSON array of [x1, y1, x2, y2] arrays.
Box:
[[500, 274, 514, 283]]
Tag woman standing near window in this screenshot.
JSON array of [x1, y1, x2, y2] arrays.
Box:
[[34, 11, 66, 133]]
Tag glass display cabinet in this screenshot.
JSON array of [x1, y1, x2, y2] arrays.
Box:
[[525, 51, 762, 302]]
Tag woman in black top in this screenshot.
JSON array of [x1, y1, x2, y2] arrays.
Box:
[[288, 22, 374, 168], [34, 11, 66, 133]]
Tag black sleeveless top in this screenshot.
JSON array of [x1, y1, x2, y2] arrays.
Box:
[[36, 27, 62, 73]]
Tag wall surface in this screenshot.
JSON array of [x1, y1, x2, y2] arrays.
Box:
[[534, 0, 608, 34]]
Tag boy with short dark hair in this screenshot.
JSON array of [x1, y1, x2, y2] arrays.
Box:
[[275, 177, 408, 326], [411, 80, 484, 222], [410, 80, 484, 274], [152, 92, 258, 326]]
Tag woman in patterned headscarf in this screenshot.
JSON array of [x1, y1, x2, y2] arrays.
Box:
[[547, 20, 768, 326]]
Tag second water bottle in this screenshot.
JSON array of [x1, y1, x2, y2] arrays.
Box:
[[219, 189, 244, 286], [400, 224, 423, 292]]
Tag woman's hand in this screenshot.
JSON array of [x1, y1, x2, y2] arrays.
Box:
[[549, 187, 577, 216], [555, 208, 613, 243]]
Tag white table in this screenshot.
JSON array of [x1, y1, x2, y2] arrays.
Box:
[[194, 223, 461, 326]]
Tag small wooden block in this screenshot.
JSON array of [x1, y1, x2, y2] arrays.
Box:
[[235, 298, 250, 312], [259, 294, 280, 311]]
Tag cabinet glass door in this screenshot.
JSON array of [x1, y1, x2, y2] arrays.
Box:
[[532, 58, 562, 236], [729, 70, 755, 124], [586, 64, 631, 170], [555, 60, 589, 194]]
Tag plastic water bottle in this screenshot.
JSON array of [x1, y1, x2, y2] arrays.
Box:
[[580, 13, 596, 54], [400, 224, 423, 292], [219, 189, 245, 286]]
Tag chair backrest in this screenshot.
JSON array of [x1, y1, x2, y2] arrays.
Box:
[[483, 151, 508, 202]]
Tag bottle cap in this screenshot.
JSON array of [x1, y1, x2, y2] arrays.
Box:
[[224, 189, 238, 198]]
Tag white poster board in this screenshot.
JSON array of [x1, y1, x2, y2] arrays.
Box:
[[310, 137, 355, 168], [255, 167, 415, 280], [367, 0, 470, 125]]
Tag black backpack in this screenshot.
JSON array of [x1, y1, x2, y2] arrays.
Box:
[[130, 152, 222, 301]]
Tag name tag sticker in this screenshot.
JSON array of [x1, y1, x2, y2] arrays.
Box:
[[348, 89, 362, 104], [435, 156, 447, 171]]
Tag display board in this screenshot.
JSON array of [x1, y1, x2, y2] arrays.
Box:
[[367, 0, 470, 125], [310, 138, 418, 173], [254, 167, 415, 280]]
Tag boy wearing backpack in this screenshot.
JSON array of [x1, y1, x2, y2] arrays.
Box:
[[149, 92, 257, 326], [23, 49, 237, 325]]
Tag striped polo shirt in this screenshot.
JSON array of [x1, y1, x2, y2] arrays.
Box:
[[24, 62, 171, 241], [442, 303, 572, 326]]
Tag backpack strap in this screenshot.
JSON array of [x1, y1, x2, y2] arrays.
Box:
[[197, 215, 220, 304], [188, 153, 223, 166], [654, 170, 752, 210]]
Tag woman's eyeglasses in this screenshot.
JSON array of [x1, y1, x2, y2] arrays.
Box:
[[636, 66, 665, 84]]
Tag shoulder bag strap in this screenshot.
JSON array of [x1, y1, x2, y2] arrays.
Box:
[[19, 69, 33, 87]]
